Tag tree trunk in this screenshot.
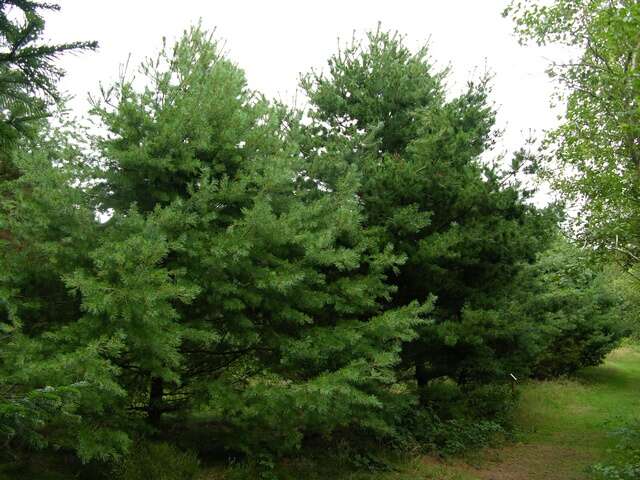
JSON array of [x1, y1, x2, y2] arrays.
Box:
[[415, 361, 433, 406], [148, 376, 164, 427]]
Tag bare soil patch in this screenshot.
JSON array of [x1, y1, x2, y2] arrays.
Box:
[[422, 443, 597, 480]]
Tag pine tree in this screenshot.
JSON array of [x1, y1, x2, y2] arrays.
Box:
[[81, 27, 427, 452], [301, 28, 557, 399], [0, 1, 122, 462], [0, 125, 130, 461], [0, 0, 96, 179]]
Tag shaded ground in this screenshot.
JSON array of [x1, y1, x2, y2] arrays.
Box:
[[421, 443, 597, 480]]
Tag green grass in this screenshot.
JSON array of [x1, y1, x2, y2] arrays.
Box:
[[200, 456, 480, 480], [201, 343, 640, 480], [517, 345, 640, 448], [434, 342, 640, 480], [492, 343, 640, 479]]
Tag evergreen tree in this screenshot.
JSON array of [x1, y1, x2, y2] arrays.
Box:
[[0, 0, 118, 462], [502, 236, 627, 379], [0, 125, 130, 461], [301, 28, 557, 398], [82, 27, 427, 453], [0, 0, 96, 178]]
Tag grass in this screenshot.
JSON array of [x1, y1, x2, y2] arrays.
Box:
[[200, 456, 480, 480], [518, 346, 640, 442], [200, 343, 640, 480], [424, 343, 640, 480]]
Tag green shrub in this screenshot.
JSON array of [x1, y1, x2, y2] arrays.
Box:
[[589, 422, 640, 480], [590, 463, 640, 480], [399, 407, 507, 456], [512, 239, 627, 380], [462, 383, 518, 424], [115, 442, 200, 480], [532, 301, 625, 379], [391, 379, 517, 457], [427, 417, 506, 456], [225, 454, 277, 480]]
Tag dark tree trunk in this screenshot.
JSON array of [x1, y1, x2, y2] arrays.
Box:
[[415, 360, 430, 405], [148, 376, 164, 427], [415, 361, 443, 405]]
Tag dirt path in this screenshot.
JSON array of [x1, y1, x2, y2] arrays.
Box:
[[419, 345, 640, 480], [455, 444, 596, 480]]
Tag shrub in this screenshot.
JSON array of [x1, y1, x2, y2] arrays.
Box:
[[589, 422, 640, 480], [399, 402, 510, 457], [407, 409, 507, 456], [115, 442, 200, 480], [462, 383, 518, 424], [533, 316, 623, 379], [500, 238, 627, 380]]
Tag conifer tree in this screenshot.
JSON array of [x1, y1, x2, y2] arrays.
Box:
[[301, 28, 557, 398], [0, 0, 96, 178], [83, 27, 427, 452], [0, 125, 130, 461], [0, 1, 119, 461]]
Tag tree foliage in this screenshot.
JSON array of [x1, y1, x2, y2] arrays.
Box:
[[0, 8, 631, 474], [0, 0, 96, 178], [496, 237, 627, 378], [301, 28, 558, 395], [0, 126, 129, 461], [505, 0, 640, 266], [3, 26, 429, 459]]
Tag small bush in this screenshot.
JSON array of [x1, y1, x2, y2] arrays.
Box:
[[462, 383, 518, 424], [589, 422, 640, 480], [590, 463, 640, 480], [428, 417, 506, 456], [115, 442, 200, 480], [533, 320, 623, 379], [401, 408, 507, 456], [393, 380, 517, 457]]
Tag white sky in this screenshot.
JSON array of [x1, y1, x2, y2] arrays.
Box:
[[46, 0, 567, 164]]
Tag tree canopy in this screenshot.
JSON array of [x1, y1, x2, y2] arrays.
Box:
[[506, 0, 640, 267], [301, 28, 559, 393]]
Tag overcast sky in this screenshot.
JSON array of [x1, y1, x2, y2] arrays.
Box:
[[45, 0, 567, 161]]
